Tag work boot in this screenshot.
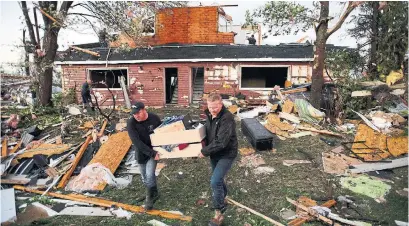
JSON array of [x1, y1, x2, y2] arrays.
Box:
[[208, 211, 224, 226], [144, 187, 155, 210], [151, 186, 160, 204]]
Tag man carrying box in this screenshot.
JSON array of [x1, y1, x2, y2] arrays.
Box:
[[127, 102, 162, 210], [199, 93, 238, 226]]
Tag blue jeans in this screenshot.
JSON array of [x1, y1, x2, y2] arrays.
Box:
[[210, 157, 235, 212], [139, 157, 157, 188]]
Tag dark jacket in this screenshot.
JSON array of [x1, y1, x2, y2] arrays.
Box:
[[201, 106, 238, 159], [127, 113, 162, 164]]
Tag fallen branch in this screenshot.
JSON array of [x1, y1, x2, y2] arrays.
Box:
[[14, 185, 192, 222], [226, 197, 285, 226], [91, 82, 115, 121], [70, 46, 100, 57], [37, 7, 65, 27], [297, 126, 344, 138]]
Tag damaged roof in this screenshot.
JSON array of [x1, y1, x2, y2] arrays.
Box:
[[55, 44, 350, 64]]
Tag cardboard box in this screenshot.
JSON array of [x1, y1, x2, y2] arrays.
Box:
[[154, 143, 203, 159], [150, 126, 206, 146]]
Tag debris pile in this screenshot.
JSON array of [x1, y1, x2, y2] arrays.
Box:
[[1, 107, 193, 224]]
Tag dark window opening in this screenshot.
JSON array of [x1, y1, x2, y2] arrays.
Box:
[[90, 69, 128, 89], [165, 68, 178, 104], [241, 67, 288, 88]]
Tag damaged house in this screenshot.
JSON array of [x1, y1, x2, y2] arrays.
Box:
[[55, 6, 344, 107]]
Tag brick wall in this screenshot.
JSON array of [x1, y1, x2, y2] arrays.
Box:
[[61, 61, 318, 107], [110, 6, 234, 47]]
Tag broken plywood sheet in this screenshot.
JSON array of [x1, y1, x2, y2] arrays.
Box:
[[282, 100, 294, 113], [17, 144, 71, 159], [387, 136, 408, 157], [88, 132, 132, 190], [322, 152, 362, 175], [266, 114, 294, 131], [351, 124, 390, 161]]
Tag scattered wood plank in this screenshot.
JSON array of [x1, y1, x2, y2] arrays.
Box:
[[16, 144, 70, 159], [2, 137, 8, 157], [281, 87, 308, 95], [283, 160, 312, 166], [70, 46, 100, 57], [57, 136, 92, 189], [351, 90, 372, 97], [228, 105, 238, 114], [290, 131, 312, 138], [288, 199, 336, 226], [286, 197, 335, 225], [352, 110, 380, 132], [279, 112, 301, 124], [1, 174, 30, 185], [226, 197, 285, 226], [14, 185, 192, 221], [297, 126, 344, 138], [9, 140, 22, 155], [349, 157, 408, 174], [88, 132, 132, 190], [119, 76, 131, 108], [58, 206, 113, 216], [97, 120, 108, 137]]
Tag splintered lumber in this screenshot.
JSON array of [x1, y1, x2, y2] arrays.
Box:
[[282, 100, 295, 113], [88, 132, 132, 190], [16, 144, 71, 159], [351, 90, 372, 97], [97, 120, 108, 137], [13, 185, 192, 222], [57, 136, 92, 188], [281, 87, 308, 95], [279, 112, 300, 124], [349, 157, 408, 174], [119, 76, 131, 108], [226, 197, 285, 226], [297, 126, 344, 138], [70, 46, 100, 57], [286, 197, 335, 225], [9, 140, 22, 155], [1, 174, 30, 185], [288, 199, 336, 226], [2, 137, 8, 157], [351, 124, 390, 161]]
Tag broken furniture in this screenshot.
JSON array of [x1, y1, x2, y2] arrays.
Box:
[[241, 118, 274, 151]]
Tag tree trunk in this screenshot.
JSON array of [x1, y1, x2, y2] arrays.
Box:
[[311, 2, 329, 109], [368, 1, 379, 79], [22, 29, 30, 77], [37, 26, 60, 106]]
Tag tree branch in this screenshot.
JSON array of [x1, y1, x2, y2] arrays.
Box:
[[67, 12, 100, 19], [326, 2, 361, 38], [20, 2, 38, 47]]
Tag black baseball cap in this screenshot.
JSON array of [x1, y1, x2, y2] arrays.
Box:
[[130, 102, 145, 115]]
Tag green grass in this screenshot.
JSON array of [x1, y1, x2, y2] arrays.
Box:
[[13, 109, 408, 226]]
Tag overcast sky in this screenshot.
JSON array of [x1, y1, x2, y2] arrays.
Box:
[[0, 1, 358, 74]]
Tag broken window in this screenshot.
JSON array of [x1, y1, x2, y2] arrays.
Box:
[[89, 69, 128, 89], [218, 14, 233, 32], [240, 67, 288, 89]]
